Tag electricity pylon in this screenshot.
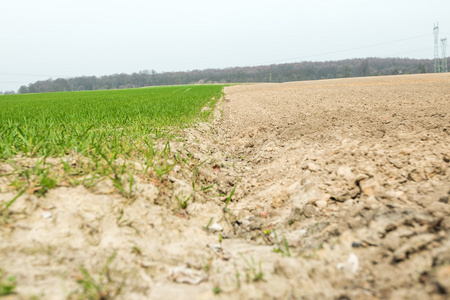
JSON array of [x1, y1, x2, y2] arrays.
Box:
[[441, 37, 448, 73], [434, 23, 440, 73]]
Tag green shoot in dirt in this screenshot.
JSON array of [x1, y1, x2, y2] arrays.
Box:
[[177, 194, 191, 210], [234, 264, 242, 289], [6, 157, 58, 197], [272, 230, 291, 257], [212, 285, 222, 295], [0, 188, 26, 224], [223, 186, 237, 213], [204, 217, 213, 230], [74, 250, 123, 300], [240, 255, 264, 282], [0, 270, 17, 296]]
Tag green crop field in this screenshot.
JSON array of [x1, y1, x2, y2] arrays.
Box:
[[0, 85, 225, 198], [0, 85, 225, 159]]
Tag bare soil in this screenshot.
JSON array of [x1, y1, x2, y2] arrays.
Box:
[[1, 74, 450, 299]]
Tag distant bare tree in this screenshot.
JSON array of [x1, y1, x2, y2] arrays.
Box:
[[359, 59, 370, 76]]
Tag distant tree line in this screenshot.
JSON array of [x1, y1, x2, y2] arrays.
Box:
[[6, 57, 438, 94]]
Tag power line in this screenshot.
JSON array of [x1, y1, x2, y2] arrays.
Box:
[[385, 47, 432, 57], [247, 33, 433, 66], [0, 72, 69, 78]]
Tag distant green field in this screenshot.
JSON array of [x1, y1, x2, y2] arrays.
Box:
[[0, 85, 225, 159]]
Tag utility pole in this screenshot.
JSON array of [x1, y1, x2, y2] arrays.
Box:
[[434, 22, 440, 73], [441, 37, 448, 73]]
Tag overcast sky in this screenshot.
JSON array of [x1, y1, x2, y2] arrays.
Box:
[[1, 0, 449, 92]]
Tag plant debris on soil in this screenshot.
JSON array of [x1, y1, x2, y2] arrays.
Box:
[[1, 73, 450, 299]]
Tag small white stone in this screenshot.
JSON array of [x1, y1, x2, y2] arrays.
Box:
[[208, 222, 223, 232], [337, 253, 359, 274], [347, 253, 359, 274], [41, 211, 52, 219]]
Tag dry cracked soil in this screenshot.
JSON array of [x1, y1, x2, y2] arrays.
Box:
[[1, 73, 450, 299]]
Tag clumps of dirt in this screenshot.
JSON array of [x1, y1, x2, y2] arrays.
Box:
[[215, 74, 450, 299], [0, 74, 449, 299]]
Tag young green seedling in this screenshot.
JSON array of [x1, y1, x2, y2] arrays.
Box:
[[240, 254, 264, 282], [272, 229, 291, 257], [177, 194, 191, 210], [223, 186, 237, 213]]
